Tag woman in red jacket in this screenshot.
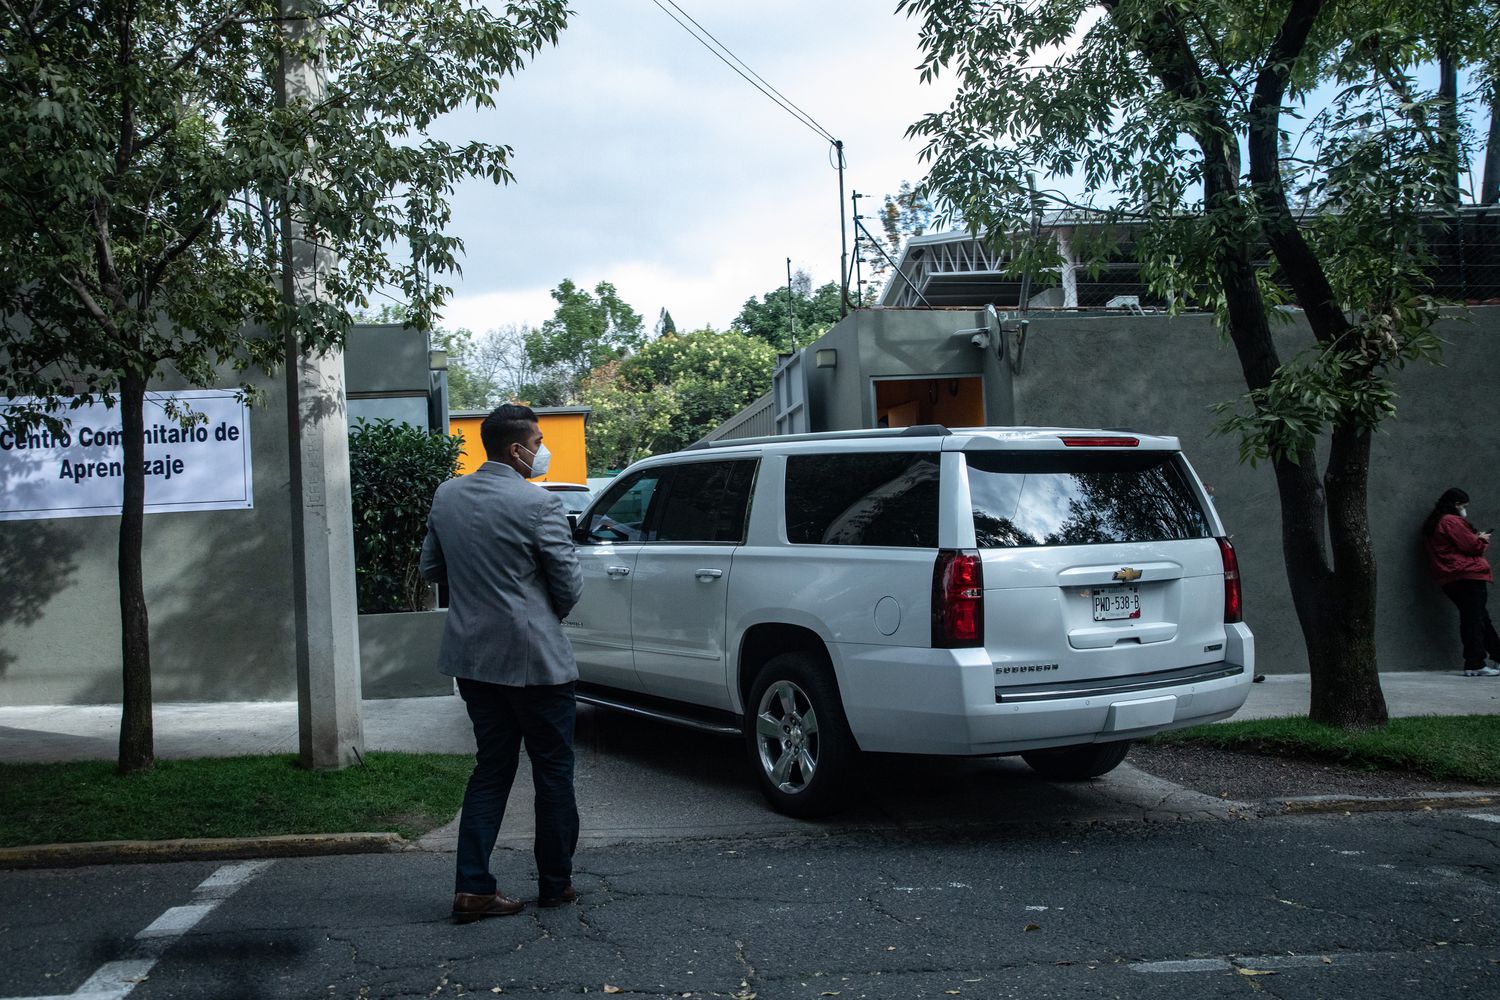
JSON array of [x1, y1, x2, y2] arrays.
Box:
[[1423, 487, 1500, 677]]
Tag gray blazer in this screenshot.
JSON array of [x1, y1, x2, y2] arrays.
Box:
[[420, 462, 583, 687]]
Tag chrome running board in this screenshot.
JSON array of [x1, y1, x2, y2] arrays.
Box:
[[576, 685, 742, 736]]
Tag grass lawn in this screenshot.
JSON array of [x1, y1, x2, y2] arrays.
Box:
[[0, 752, 474, 848], [1149, 714, 1500, 785], [5, 717, 1497, 848]]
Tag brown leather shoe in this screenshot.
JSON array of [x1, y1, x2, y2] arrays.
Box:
[[536, 884, 577, 908], [451, 891, 524, 923]]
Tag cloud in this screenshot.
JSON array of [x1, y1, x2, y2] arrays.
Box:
[[434, 0, 955, 333]]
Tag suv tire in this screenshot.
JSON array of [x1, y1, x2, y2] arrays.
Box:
[[745, 653, 857, 818], [1021, 740, 1132, 780]]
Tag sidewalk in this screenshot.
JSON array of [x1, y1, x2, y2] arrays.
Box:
[[1, 672, 1495, 766]]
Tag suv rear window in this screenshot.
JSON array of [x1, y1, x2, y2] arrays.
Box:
[[966, 450, 1210, 548], [785, 452, 939, 547]]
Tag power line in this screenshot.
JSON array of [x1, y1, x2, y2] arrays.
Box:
[[658, 0, 836, 144], [648, 0, 837, 146]]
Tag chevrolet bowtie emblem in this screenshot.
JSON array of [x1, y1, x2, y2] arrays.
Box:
[[1113, 567, 1143, 583]]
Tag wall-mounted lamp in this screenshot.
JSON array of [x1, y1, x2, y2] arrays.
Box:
[[815, 348, 838, 369], [428, 349, 448, 371]]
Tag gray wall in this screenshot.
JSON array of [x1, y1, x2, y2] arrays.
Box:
[[0, 325, 442, 706], [804, 308, 1015, 430], [0, 364, 299, 705], [1012, 308, 1500, 674]]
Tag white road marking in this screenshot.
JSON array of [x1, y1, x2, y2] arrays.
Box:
[[1130, 958, 1232, 973], [0, 860, 273, 1000], [74, 961, 156, 996], [1131, 951, 1437, 975], [192, 859, 272, 897], [1465, 813, 1500, 824], [1239, 954, 1335, 970], [135, 905, 218, 940]]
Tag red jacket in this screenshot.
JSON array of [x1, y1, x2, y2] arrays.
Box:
[[1426, 514, 1493, 585]]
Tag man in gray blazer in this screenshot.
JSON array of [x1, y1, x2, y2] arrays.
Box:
[[420, 403, 584, 923]]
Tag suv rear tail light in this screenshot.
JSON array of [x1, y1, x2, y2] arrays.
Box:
[[1217, 537, 1242, 624], [932, 549, 984, 648], [1059, 435, 1139, 447]]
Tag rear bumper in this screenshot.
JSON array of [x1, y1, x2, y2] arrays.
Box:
[[831, 622, 1255, 755]]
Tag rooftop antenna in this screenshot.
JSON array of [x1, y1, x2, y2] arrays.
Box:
[[851, 190, 865, 306], [854, 213, 930, 308], [836, 140, 849, 318]]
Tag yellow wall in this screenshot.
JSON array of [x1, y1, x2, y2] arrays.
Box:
[[449, 410, 589, 484]]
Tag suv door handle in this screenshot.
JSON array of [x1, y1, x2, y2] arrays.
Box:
[[606, 565, 631, 577], [694, 568, 723, 580]]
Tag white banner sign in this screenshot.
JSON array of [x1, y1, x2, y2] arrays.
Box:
[[0, 390, 254, 521]]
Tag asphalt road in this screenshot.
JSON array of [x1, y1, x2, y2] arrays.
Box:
[[4, 807, 1499, 1000], [420, 706, 1242, 853]]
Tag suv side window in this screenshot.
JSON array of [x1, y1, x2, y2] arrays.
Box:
[[785, 452, 939, 548], [654, 459, 758, 544], [583, 470, 664, 543]]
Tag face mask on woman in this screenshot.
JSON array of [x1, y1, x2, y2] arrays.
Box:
[[1460, 505, 1469, 519]]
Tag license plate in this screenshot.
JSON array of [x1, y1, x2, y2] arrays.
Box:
[[1092, 585, 1141, 621]]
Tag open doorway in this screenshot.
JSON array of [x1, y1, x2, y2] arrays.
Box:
[[873, 375, 985, 429]]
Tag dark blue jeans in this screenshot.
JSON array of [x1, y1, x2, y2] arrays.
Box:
[[454, 678, 579, 898]]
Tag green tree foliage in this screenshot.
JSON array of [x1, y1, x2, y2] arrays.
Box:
[[731, 271, 844, 352], [348, 419, 463, 613], [900, 0, 1489, 728], [434, 323, 557, 411], [524, 279, 645, 403], [0, 0, 568, 770], [654, 308, 678, 338], [580, 329, 775, 473], [578, 358, 680, 475]]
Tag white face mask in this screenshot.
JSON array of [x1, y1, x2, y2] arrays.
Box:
[[518, 442, 551, 478], [1460, 506, 1469, 519]]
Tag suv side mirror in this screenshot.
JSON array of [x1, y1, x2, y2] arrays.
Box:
[[567, 512, 580, 534]]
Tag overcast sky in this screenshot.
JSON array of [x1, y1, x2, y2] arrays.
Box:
[[431, 1, 956, 337], [430, 2, 1492, 340]]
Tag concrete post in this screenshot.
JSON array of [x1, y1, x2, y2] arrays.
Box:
[[280, 1, 364, 770]]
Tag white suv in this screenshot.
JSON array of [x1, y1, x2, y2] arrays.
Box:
[[565, 425, 1253, 816]]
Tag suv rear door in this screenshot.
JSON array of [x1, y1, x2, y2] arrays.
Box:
[[630, 458, 757, 710], [962, 444, 1225, 687]]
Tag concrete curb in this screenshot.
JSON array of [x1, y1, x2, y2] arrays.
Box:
[[1262, 791, 1498, 816], [0, 831, 408, 870], [4, 789, 1495, 871]]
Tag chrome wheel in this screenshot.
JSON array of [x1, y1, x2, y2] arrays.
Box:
[[754, 679, 820, 794]]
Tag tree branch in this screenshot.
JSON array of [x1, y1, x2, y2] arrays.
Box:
[[1247, 0, 1350, 345]]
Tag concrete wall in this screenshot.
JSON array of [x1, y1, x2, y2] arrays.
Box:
[[344, 324, 431, 395], [358, 610, 452, 699], [803, 308, 1015, 430], [0, 364, 299, 705], [1011, 308, 1500, 674], [0, 325, 451, 706]]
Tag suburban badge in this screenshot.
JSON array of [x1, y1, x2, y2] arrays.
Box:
[[1113, 567, 1143, 583]]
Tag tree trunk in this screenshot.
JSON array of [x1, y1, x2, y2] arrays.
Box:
[[117, 372, 154, 773], [1437, 44, 1460, 205], [1310, 424, 1388, 726], [1235, 0, 1387, 728], [1110, 0, 1389, 727], [1483, 85, 1500, 206]]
